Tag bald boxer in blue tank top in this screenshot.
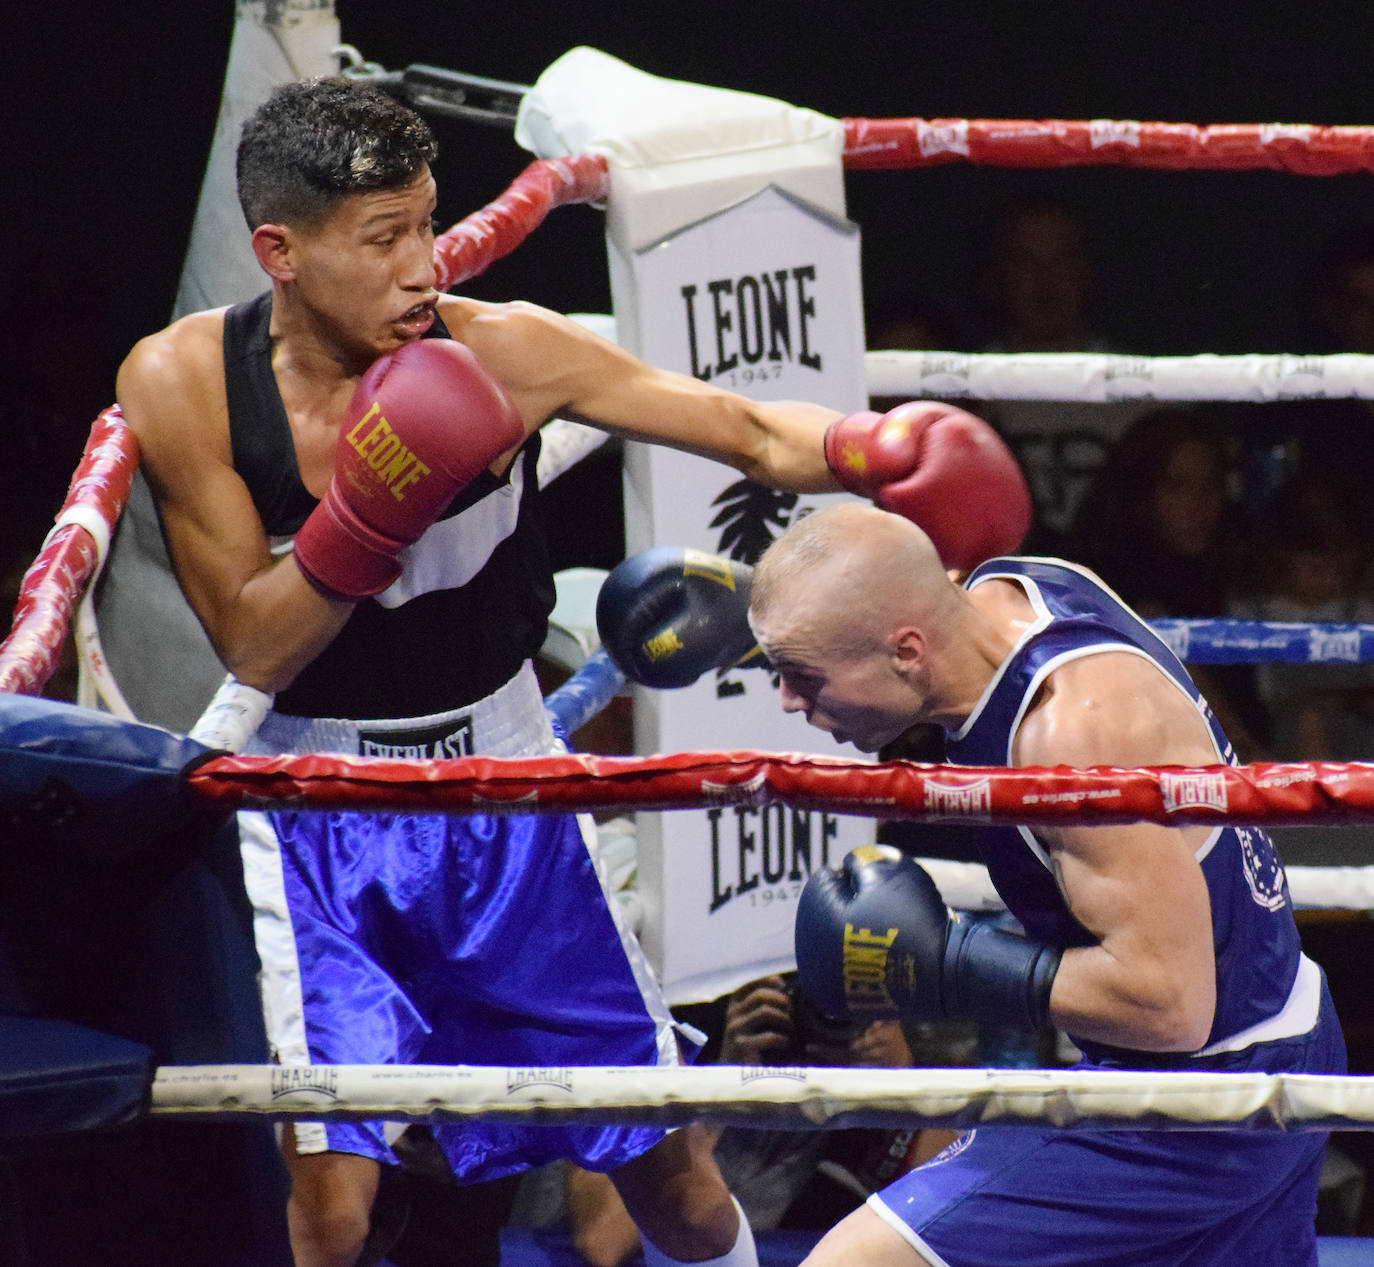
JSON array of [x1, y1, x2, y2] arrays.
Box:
[[749, 503, 1345, 1267]]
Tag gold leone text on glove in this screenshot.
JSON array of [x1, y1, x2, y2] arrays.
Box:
[[842, 921, 900, 1011], [345, 403, 432, 500], [643, 628, 686, 661]]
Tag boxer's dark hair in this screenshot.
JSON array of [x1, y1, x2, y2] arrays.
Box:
[[236, 76, 438, 230]]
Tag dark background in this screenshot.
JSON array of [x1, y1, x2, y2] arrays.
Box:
[[7, 1, 1374, 555]]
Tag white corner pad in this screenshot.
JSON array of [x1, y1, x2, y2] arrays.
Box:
[[514, 46, 847, 250]]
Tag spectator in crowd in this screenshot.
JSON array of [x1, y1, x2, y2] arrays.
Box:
[[976, 193, 1105, 356], [1231, 465, 1374, 763], [1246, 224, 1374, 536], [1064, 405, 1270, 760], [970, 194, 1148, 552], [513, 975, 967, 1267]]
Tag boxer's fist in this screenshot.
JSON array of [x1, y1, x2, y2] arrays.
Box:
[[293, 340, 524, 601], [596, 547, 757, 689], [794, 845, 1060, 1032], [795, 844, 951, 1023], [824, 403, 1031, 571]]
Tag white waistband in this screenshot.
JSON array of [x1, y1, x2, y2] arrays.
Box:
[[246, 661, 554, 759], [1196, 953, 1322, 1058]]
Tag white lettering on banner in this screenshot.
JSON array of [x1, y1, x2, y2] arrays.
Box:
[[1160, 772, 1229, 814], [1309, 628, 1362, 663], [1090, 120, 1141, 148], [916, 119, 969, 158], [700, 770, 769, 806], [987, 125, 1054, 142], [1155, 623, 1191, 662], [923, 778, 992, 819], [1260, 124, 1313, 145], [1021, 787, 1120, 806], [1256, 768, 1316, 790], [708, 805, 841, 913]]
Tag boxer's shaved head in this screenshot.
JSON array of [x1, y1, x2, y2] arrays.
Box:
[[751, 503, 956, 659]]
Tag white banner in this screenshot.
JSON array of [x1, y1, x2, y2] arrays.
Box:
[[617, 183, 874, 1004]]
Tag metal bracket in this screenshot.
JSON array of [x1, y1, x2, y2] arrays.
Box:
[[336, 46, 531, 129]]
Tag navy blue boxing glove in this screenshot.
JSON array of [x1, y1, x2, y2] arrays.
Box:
[[596, 547, 759, 689], [795, 844, 1061, 1032]]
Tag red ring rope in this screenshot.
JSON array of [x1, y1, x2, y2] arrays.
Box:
[[188, 748, 1374, 827], [434, 153, 609, 289], [0, 408, 137, 695], [842, 117, 1374, 174]]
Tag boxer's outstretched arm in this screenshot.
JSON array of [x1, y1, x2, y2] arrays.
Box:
[[117, 315, 352, 694], [448, 298, 842, 492], [1014, 651, 1219, 1053], [452, 299, 1029, 573]]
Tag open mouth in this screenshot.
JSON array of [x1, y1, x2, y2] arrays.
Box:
[[397, 302, 436, 334]]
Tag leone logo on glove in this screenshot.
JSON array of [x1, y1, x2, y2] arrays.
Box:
[[642, 626, 686, 663], [841, 920, 903, 1012], [343, 402, 432, 501], [597, 545, 758, 689]]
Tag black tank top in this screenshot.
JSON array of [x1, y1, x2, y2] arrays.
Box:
[[222, 292, 555, 719]]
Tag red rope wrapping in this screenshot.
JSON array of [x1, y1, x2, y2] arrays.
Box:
[[188, 749, 1374, 827], [0, 408, 138, 695], [434, 153, 610, 290], [842, 118, 1374, 174]]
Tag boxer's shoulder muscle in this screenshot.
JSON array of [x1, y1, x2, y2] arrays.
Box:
[[437, 294, 634, 426], [117, 308, 232, 466], [1015, 649, 1213, 771]]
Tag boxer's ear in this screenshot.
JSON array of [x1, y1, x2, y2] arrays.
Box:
[[251, 223, 293, 281]]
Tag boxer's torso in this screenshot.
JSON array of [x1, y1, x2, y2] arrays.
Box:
[[223, 291, 555, 719], [946, 557, 1305, 1065]]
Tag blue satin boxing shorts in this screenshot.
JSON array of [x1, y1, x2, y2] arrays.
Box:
[[868, 975, 1345, 1266], [239, 803, 685, 1183]]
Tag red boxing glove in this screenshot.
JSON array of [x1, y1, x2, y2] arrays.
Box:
[[293, 340, 524, 601], [824, 402, 1031, 571]]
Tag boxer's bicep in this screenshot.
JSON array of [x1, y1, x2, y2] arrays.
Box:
[[456, 299, 836, 489], [117, 328, 327, 685], [1039, 817, 1216, 1052], [1016, 654, 1218, 1051]]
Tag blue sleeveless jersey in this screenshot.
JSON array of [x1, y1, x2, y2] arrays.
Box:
[[946, 558, 1302, 1065]]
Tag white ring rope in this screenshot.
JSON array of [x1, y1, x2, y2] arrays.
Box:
[[44, 504, 139, 722], [864, 350, 1374, 403], [148, 1062, 1374, 1133]]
